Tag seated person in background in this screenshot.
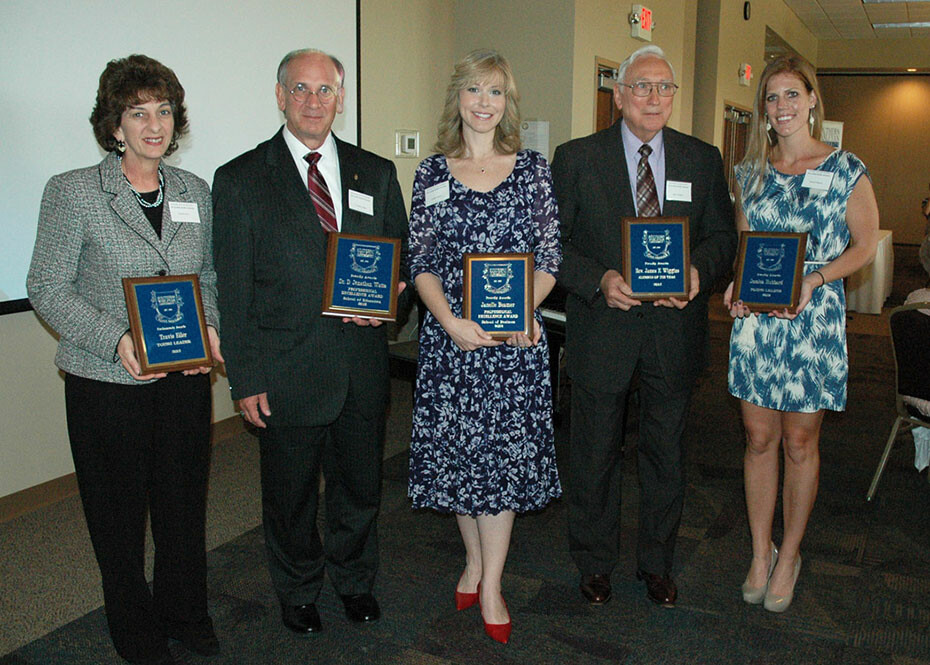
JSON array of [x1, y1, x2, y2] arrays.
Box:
[[902, 288, 930, 420]]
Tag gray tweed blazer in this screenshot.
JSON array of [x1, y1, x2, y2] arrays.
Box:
[[27, 151, 219, 385]]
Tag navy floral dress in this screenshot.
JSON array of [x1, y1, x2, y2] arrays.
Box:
[[407, 150, 562, 516]]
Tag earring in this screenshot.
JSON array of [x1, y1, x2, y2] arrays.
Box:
[[808, 110, 815, 133], [116, 140, 126, 153]]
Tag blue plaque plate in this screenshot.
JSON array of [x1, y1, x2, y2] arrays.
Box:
[[621, 217, 690, 300], [463, 253, 534, 338], [322, 233, 401, 321], [733, 231, 808, 311], [122, 274, 212, 373]]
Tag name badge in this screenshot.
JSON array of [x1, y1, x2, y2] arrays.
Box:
[[424, 180, 450, 207], [801, 169, 834, 191], [167, 202, 201, 223], [348, 189, 374, 216], [666, 180, 692, 202]]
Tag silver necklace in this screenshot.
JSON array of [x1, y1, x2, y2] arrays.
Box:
[[118, 155, 165, 208]]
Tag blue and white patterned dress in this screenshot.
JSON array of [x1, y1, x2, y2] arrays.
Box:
[[728, 150, 868, 413], [407, 150, 562, 516]]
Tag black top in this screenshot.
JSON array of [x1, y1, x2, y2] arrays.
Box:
[[137, 190, 163, 238]]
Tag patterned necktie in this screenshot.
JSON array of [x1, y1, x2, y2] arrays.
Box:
[[304, 152, 338, 233], [636, 144, 661, 217]]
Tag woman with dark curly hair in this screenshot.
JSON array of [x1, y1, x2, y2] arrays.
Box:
[[27, 54, 221, 664]]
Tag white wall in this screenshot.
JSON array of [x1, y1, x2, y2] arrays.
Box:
[[0, 0, 356, 499], [0, 0, 357, 304]]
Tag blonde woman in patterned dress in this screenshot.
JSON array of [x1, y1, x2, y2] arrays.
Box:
[[723, 56, 878, 613], [407, 49, 561, 643]]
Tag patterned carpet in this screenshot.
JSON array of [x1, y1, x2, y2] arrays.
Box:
[[4, 319, 930, 665]]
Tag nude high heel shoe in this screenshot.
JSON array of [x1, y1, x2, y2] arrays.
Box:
[[763, 554, 801, 613], [741, 542, 778, 604]]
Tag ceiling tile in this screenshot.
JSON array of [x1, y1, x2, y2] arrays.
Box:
[[873, 25, 914, 36], [865, 4, 909, 21], [836, 24, 878, 38], [908, 4, 930, 19]]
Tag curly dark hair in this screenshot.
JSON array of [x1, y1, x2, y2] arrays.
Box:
[[90, 54, 188, 155]]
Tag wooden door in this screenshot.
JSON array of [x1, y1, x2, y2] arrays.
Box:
[[595, 59, 621, 132], [722, 105, 752, 199]]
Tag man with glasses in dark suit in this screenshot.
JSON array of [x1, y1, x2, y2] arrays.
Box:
[[213, 48, 408, 634], [551, 44, 736, 608]]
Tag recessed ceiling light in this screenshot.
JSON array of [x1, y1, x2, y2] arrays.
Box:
[[872, 21, 930, 27], [907, 68, 918, 72]]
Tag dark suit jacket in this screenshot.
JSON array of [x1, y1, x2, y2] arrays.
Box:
[[212, 128, 409, 426], [551, 121, 736, 392]]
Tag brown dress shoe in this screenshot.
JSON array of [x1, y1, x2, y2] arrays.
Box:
[[636, 570, 677, 607], [580, 574, 612, 605]]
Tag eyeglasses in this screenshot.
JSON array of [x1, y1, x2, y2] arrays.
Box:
[[620, 81, 679, 97], [288, 83, 339, 104]]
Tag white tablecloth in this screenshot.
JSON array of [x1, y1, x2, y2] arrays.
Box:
[[846, 229, 893, 314]]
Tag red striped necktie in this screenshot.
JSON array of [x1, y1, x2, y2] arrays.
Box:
[[636, 144, 661, 217], [304, 152, 338, 233]]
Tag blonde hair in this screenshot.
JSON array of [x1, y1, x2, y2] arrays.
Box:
[[435, 49, 521, 158], [739, 55, 825, 196]]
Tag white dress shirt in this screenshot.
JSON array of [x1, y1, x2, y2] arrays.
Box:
[[282, 126, 343, 230]]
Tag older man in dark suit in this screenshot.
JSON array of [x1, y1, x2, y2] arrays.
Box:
[[212, 49, 408, 633], [551, 45, 736, 607]]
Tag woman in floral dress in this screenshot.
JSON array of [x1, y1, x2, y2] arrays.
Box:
[[407, 49, 561, 643]]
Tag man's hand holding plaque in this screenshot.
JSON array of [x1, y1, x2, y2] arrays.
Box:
[[621, 217, 691, 301], [322, 233, 402, 322]]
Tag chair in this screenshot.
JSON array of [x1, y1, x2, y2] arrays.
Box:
[[866, 302, 930, 501]]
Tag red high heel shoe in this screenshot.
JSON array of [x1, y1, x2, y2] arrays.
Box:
[[479, 594, 511, 644], [454, 582, 480, 611]]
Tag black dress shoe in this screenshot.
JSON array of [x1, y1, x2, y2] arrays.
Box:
[[636, 569, 677, 607], [161, 617, 220, 656], [341, 593, 381, 622], [580, 574, 612, 605], [281, 603, 323, 634]]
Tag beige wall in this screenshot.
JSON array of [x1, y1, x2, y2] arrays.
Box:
[[818, 75, 930, 245], [452, 0, 575, 160], [818, 38, 930, 70], [692, 0, 818, 147], [359, 0, 455, 204], [0, 311, 236, 498], [570, 0, 695, 139]]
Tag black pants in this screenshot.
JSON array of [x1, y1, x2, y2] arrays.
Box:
[[64, 372, 211, 661], [259, 387, 385, 605], [567, 334, 692, 578]]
